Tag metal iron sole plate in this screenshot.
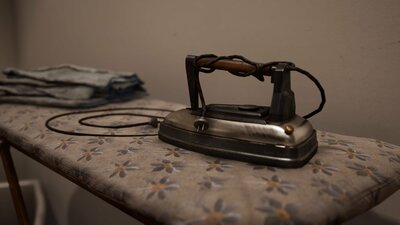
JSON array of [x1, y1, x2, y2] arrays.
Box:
[[158, 123, 318, 168]]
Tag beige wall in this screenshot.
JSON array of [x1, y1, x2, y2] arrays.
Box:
[[0, 0, 17, 72], [15, 0, 400, 144], [4, 0, 400, 224]]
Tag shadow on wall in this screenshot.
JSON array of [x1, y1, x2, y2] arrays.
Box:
[[68, 187, 142, 225], [344, 211, 400, 225]]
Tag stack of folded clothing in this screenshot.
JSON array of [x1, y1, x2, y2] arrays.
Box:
[[0, 65, 146, 108]]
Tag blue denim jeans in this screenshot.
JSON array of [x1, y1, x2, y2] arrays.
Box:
[[0, 65, 146, 108]]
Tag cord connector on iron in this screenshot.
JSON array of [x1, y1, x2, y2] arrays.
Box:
[[194, 117, 208, 132], [148, 117, 159, 128]]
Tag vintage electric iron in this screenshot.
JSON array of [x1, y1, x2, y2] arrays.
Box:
[[159, 54, 325, 167]]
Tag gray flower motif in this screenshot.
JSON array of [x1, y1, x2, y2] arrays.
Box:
[[198, 176, 226, 191], [17, 109, 33, 115], [379, 150, 400, 163], [109, 160, 139, 178], [146, 177, 179, 200], [71, 127, 84, 133], [88, 137, 113, 145], [206, 160, 233, 172], [370, 139, 395, 149], [5, 115, 19, 124], [256, 199, 305, 225], [103, 128, 123, 135], [326, 185, 352, 206], [165, 147, 189, 157], [77, 147, 103, 161], [129, 137, 145, 145], [338, 148, 369, 161], [117, 147, 139, 156], [122, 114, 142, 122], [308, 160, 338, 176], [347, 162, 386, 183], [18, 122, 34, 132], [378, 147, 397, 155], [262, 175, 296, 195], [311, 179, 352, 205], [31, 114, 47, 120], [34, 130, 53, 140], [388, 154, 400, 164], [63, 114, 75, 121], [196, 198, 240, 225], [320, 138, 353, 147], [311, 178, 330, 189], [48, 120, 66, 128], [152, 160, 184, 173], [55, 137, 77, 150]]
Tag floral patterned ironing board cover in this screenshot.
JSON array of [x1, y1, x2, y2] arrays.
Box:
[[0, 98, 399, 225]]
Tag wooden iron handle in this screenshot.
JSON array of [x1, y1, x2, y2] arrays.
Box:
[[195, 57, 271, 75]]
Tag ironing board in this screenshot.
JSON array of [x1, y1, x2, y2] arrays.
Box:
[[0, 98, 399, 225]]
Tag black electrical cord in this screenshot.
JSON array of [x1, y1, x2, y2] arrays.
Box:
[[45, 107, 173, 137], [288, 66, 326, 119], [194, 54, 325, 120], [78, 113, 164, 129]]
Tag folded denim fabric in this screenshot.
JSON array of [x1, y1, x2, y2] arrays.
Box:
[[0, 92, 146, 108], [0, 65, 146, 108]]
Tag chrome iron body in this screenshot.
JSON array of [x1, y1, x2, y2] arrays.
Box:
[[158, 55, 320, 167], [159, 108, 317, 167]]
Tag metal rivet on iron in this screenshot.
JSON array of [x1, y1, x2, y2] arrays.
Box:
[[284, 125, 294, 135]]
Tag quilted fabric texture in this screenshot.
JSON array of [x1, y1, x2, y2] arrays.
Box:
[[0, 98, 399, 225]]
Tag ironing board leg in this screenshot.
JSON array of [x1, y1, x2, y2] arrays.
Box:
[[0, 140, 31, 225]]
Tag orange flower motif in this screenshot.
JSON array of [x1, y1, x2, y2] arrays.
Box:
[[308, 160, 338, 176], [256, 199, 304, 225], [146, 177, 179, 200], [164, 148, 188, 157], [338, 148, 369, 161], [262, 175, 295, 195], [55, 137, 77, 150], [206, 160, 232, 172], [151, 160, 184, 173], [347, 163, 386, 183], [109, 160, 139, 178], [199, 199, 240, 225], [77, 147, 102, 161]]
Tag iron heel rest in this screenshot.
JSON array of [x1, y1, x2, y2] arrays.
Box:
[[158, 54, 325, 167]]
